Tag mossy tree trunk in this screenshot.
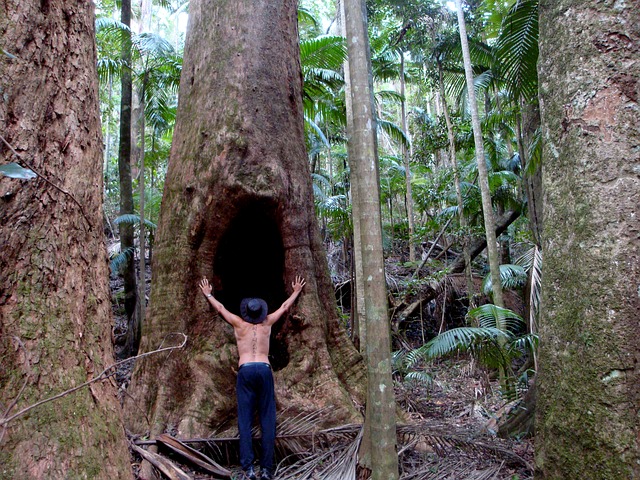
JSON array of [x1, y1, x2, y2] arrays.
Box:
[[537, 1, 640, 478], [0, 1, 132, 478], [125, 0, 365, 440]]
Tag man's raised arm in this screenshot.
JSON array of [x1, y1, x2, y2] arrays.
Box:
[[199, 277, 241, 326], [266, 276, 306, 325]]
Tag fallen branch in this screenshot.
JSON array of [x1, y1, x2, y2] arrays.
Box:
[[157, 434, 231, 478], [0, 133, 93, 230], [448, 209, 521, 274], [131, 443, 192, 480], [0, 333, 187, 428], [412, 217, 453, 279]]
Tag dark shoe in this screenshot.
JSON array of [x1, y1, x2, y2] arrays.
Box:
[[243, 467, 257, 480]]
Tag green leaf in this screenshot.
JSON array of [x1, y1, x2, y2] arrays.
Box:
[[0, 163, 37, 179], [114, 213, 157, 230]]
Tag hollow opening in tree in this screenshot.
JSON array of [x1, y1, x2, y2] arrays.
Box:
[[213, 200, 289, 371]]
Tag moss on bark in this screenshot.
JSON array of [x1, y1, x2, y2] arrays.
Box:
[[537, 1, 640, 478]]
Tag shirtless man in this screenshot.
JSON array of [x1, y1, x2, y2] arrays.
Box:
[[199, 276, 306, 480]]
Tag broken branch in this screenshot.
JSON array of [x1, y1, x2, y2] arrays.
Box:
[[0, 333, 187, 428]]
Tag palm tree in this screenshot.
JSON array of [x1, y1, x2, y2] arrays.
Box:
[[455, 0, 504, 308], [344, 0, 399, 476], [97, 15, 182, 357]]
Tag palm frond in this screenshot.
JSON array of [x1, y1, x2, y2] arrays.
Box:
[[134, 32, 176, 59], [404, 327, 511, 368], [468, 304, 524, 333], [297, 6, 319, 28], [515, 244, 542, 333], [300, 35, 346, 71], [377, 119, 410, 149], [525, 126, 542, 175], [482, 264, 527, 295], [114, 213, 157, 230], [110, 246, 135, 274], [496, 0, 539, 102], [375, 89, 405, 104]]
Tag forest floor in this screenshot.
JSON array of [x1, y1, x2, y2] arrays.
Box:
[[110, 247, 534, 480]]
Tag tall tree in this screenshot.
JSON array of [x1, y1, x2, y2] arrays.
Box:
[[455, 0, 504, 308], [125, 0, 365, 441], [119, 0, 138, 356], [344, 0, 399, 478], [399, 52, 416, 263], [536, 0, 640, 477], [0, 1, 131, 477]]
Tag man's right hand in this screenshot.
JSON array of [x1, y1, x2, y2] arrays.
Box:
[[199, 277, 213, 297]]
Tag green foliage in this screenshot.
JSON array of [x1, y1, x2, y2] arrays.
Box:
[[114, 213, 157, 230], [482, 264, 527, 295], [495, 0, 539, 103], [110, 246, 135, 275], [467, 304, 524, 333]]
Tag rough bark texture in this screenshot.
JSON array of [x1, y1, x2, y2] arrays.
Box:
[[344, 0, 399, 477], [0, 1, 132, 478], [537, 1, 640, 478], [124, 0, 365, 440]]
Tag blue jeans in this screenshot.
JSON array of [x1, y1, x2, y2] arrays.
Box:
[[237, 362, 276, 474]]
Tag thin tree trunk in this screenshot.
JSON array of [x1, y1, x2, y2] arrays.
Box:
[[400, 53, 415, 262], [339, 0, 365, 352], [137, 75, 147, 350], [437, 60, 475, 307], [118, 0, 138, 346], [454, 0, 504, 308], [344, 0, 399, 477], [0, 0, 132, 476]]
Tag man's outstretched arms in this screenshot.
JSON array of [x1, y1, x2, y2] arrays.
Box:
[[199, 277, 242, 326], [265, 276, 306, 326]]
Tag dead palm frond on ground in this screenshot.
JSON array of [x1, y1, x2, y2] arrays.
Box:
[[131, 406, 532, 479]]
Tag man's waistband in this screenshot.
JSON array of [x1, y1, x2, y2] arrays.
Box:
[[238, 362, 271, 370]]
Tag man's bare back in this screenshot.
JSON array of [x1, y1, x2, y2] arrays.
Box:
[[234, 321, 271, 365], [199, 276, 306, 366]]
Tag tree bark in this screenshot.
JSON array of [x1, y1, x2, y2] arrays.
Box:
[[0, 1, 132, 477], [125, 0, 365, 440], [119, 0, 138, 354], [344, 0, 399, 478], [400, 53, 416, 263], [517, 101, 543, 246], [536, 1, 640, 478], [455, 0, 504, 308], [339, 0, 366, 351]]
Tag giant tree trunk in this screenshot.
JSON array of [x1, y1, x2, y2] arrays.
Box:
[[0, 1, 132, 477], [536, 1, 640, 478], [125, 0, 365, 440]]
